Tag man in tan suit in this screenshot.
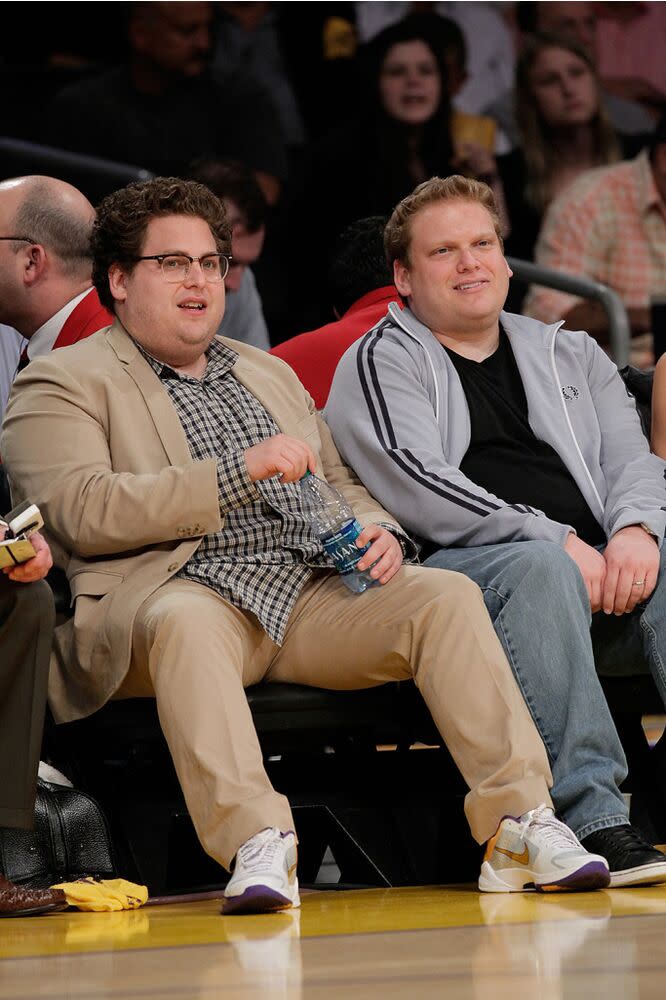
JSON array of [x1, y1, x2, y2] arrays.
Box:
[[1, 177, 609, 912]]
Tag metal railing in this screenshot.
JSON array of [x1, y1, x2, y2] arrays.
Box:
[[507, 257, 631, 368], [0, 136, 153, 204]]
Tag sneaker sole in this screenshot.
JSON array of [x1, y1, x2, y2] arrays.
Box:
[[609, 862, 666, 888], [479, 859, 609, 893], [222, 884, 301, 916], [537, 861, 611, 892]]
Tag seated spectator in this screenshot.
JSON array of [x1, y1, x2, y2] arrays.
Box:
[[500, 33, 622, 273], [325, 174, 666, 888], [297, 16, 505, 330], [43, 1, 287, 205], [0, 176, 112, 376], [2, 176, 614, 909], [392, 11, 504, 154], [596, 2, 666, 117], [355, 1, 516, 118], [315, 15, 505, 235], [271, 216, 397, 408], [486, 2, 654, 149], [189, 159, 270, 350], [0, 517, 65, 916], [524, 113, 666, 367], [210, 3, 306, 151]]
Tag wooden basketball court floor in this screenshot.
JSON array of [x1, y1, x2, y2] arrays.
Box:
[[4, 716, 664, 998], [3, 881, 666, 998]]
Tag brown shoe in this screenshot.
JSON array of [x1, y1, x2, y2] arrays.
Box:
[[0, 875, 67, 917]]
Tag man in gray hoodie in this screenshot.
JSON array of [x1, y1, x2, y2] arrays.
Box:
[[325, 174, 666, 888]]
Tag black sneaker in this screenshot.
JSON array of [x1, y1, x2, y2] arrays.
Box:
[[580, 825, 666, 887]]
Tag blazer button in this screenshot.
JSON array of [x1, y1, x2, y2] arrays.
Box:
[[167, 563, 179, 573]]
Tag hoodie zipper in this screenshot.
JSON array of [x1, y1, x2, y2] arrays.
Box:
[[548, 325, 605, 518]]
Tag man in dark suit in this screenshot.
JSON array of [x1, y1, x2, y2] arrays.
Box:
[[0, 517, 65, 915], [0, 172, 105, 914]]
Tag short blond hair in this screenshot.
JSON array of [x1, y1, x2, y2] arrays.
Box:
[[384, 175, 503, 267]]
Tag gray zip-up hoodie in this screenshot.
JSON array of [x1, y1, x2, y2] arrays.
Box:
[[325, 303, 666, 550]]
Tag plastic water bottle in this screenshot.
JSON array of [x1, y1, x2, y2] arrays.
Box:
[[299, 471, 378, 593]]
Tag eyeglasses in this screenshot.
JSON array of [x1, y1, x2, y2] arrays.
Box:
[[0, 235, 37, 244], [132, 252, 231, 283]]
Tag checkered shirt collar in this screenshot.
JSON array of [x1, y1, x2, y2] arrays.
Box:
[[136, 336, 239, 380]]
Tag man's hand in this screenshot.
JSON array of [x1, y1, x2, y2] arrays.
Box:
[[1, 529, 53, 583], [602, 525, 660, 615], [564, 533, 607, 612], [355, 525, 403, 586], [244, 435, 317, 484]]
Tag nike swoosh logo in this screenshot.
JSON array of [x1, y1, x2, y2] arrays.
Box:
[[287, 863, 298, 879], [495, 845, 530, 865]]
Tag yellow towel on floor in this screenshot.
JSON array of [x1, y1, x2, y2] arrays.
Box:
[[52, 877, 148, 911]]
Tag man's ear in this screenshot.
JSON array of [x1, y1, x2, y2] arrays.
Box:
[[108, 263, 128, 303], [22, 244, 47, 287], [393, 258, 412, 298]]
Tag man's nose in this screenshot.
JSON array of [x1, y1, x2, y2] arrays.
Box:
[[457, 248, 479, 270], [184, 260, 208, 286]]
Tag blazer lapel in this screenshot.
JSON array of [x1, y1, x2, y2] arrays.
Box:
[[232, 354, 303, 434], [105, 326, 305, 467], [106, 322, 193, 466]]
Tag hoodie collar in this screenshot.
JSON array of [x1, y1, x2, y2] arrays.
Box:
[[389, 302, 565, 353]]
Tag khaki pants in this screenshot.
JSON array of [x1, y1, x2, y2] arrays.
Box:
[[121, 566, 552, 869]]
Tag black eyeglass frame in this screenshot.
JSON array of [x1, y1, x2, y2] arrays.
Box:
[[0, 235, 37, 244], [130, 252, 232, 281]]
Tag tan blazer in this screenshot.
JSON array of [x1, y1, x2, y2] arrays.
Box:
[[1, 322, 401, 722]]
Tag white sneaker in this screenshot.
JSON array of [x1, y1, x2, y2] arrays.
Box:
[[223, 828, 300, 915], [478, 804, 610, 893]]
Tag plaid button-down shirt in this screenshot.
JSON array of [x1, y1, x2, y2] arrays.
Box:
[[141, 339, 331, 644], [525, 151, 666, 323]]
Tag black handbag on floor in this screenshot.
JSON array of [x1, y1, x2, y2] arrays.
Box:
[[0, 778, 117, 888]]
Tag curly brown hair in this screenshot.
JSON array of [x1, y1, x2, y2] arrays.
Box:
[[384, 175, 502, 268], [92, 176, 232, 311]]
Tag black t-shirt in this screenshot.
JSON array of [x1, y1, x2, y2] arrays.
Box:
[[444, 331, 606, 546]]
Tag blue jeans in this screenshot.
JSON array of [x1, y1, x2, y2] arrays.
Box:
[[424, 540, 630, 839]]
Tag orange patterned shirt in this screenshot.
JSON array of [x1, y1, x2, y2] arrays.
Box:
[[524, 151, 666, 323]]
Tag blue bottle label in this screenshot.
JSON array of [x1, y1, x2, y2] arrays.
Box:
[[322, 518, 369, 574]]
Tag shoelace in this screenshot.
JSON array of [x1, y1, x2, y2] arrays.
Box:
[[517, 805, 581, 849], [593, 825, 652, 859], [236, 830, 282, 873]]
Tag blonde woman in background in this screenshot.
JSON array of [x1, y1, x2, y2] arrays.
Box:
[[499, 32, 627, 290]]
